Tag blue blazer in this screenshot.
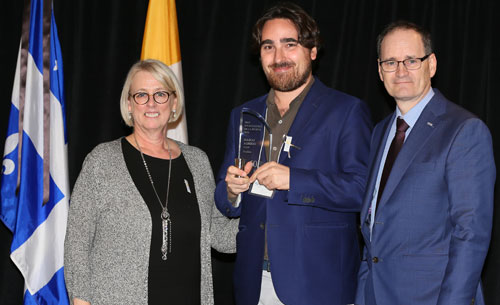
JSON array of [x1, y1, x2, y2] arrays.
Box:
[[356, 90, 495, 305], [215, 79, 372, 305]]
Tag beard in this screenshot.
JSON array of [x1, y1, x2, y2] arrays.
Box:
[[265, 60, 312, 92]]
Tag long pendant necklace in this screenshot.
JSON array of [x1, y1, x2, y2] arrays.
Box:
[[134, 134, 172, 260]]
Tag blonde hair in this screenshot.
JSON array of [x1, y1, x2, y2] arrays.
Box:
[[120, 59, 184, 127]]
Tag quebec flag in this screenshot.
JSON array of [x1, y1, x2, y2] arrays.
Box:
[[0, 0, 70, 303]]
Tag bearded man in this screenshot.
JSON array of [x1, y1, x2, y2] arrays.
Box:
[[214, 3, 372, 305]]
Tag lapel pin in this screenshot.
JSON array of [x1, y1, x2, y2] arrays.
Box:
[[427, 122, 434, 128]]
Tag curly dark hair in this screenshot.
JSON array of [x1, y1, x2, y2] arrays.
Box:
[[251, 2, 321, 53]]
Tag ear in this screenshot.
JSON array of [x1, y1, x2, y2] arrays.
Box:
[[428, 53, 437, 78], [377, 60, 384, 82], [310, 47, 318, 60], [128, 96, 133, 113]]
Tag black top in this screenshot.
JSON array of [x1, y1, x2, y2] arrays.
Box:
[[122, 138, 201, 305]]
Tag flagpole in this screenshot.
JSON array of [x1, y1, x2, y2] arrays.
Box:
[[1, 0, 70, 303]]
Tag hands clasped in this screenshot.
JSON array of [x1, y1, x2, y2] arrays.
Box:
[[225, 161, 290, 201]]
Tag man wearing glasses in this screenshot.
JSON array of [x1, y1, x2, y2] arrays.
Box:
[[356, 21, 495, 305]]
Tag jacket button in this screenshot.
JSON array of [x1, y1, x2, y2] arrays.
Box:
[[372, 257, 379, 263], [259, 223, 265, 230]]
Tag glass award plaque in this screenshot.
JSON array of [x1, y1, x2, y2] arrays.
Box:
[[236, 108, 274, 198]]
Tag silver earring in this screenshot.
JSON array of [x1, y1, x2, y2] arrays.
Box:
[[128, 112, 132, 120], [172, 109, 176, 118]]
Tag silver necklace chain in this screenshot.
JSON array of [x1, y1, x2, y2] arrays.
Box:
[[133, 134, 172, 260]]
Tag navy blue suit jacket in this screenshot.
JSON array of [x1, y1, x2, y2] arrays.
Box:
[[356, 90, 495, 305], [215, 79, 372, 305]]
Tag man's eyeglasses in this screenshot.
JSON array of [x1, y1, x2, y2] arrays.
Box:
[[379, 54, 431, 72], [129, 91, 174, 105]]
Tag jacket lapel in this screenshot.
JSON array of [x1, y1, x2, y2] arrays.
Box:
[[360, 115, 393, 240], [375, 93, 445, 213], [277, 80, 326, 165]]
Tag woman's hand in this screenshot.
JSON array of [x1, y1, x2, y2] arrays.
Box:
[[73, 298, 91, 305], [225, 161, 253, 203]]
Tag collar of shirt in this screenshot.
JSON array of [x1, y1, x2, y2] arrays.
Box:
[[265, 77, 315, 113], [395, 88, 435, 137]]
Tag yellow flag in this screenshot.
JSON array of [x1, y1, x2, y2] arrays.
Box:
[[141, 0, 188, 143]]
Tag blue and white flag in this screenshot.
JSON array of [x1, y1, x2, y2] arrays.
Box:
[[0, 0, 70, 303]]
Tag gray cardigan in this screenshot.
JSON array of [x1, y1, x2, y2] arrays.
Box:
[[64, 139, 237, 305]]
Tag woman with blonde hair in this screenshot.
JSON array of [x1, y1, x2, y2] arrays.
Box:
[[65, 59, 237, 305]]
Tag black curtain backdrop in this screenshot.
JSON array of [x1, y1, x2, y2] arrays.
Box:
[[1, 0, 499, 304]]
